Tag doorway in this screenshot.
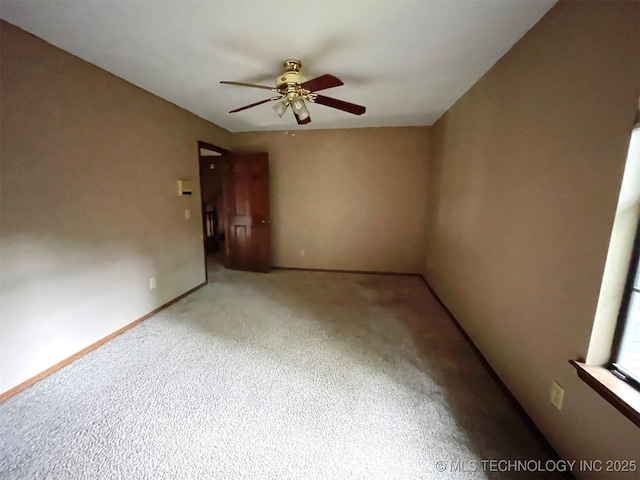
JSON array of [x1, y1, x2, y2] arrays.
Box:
[[198, 141, 229, 281], [198, 141, 272, 279]]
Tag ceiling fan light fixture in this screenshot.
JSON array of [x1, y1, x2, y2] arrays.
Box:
[[291, 97, 310, 121], [273, 99, 289, 117]]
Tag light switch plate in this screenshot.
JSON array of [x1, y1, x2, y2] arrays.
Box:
[[550, 381, 564, 410]]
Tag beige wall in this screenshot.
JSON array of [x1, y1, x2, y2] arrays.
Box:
[[233, 127, 430, 273], [0, 22, 231, 393], [424, 1, 640, 476]]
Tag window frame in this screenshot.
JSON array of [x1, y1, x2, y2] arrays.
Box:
[[571, 121, 640, 427], [610, 218, 640, 390]]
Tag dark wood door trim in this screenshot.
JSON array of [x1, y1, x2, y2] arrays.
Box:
[[197, 140, 229, 155]]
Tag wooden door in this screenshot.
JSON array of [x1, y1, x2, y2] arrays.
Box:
[[224, 152, 271, 272]]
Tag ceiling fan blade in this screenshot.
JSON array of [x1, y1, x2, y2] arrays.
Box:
[[294, 111, 312, 125], [311, 94, 366, 115], [229, 98, 275, 113], [300, 74, 344, 92], [220, 81, 276, 91]]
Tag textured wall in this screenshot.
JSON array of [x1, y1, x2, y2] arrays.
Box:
[[424, 1, 640, 476], [233, 127, 430, 274], [0, 22, 231, 393]]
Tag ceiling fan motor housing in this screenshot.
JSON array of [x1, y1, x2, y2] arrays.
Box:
[[276, 59, 307, 94]]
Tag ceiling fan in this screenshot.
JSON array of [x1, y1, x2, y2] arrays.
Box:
[[221, 59, 366, 125]]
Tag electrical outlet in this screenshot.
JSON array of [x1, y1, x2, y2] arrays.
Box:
[[550, 381, 565, 410], [300, 249, 305, 257], [149, 277, 156, 290]]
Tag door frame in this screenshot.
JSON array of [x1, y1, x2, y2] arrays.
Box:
[[197, 140, 230, 282]]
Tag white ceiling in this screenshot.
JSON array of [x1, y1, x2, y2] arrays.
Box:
[[1, 0, 556, 132]]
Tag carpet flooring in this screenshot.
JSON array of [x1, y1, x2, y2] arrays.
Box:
[[0, 262, 564, 479]]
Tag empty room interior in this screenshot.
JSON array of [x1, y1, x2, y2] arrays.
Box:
[[1, 1, 640, 479]]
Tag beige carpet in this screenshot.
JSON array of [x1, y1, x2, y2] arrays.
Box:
[[0, 264, 565, 479]]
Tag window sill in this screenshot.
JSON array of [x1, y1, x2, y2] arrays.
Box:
[[569, 360, 640, 428]]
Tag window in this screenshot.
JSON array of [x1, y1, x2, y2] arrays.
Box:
[[571, 121, 640, 428], [612, 218, 640, 388]]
